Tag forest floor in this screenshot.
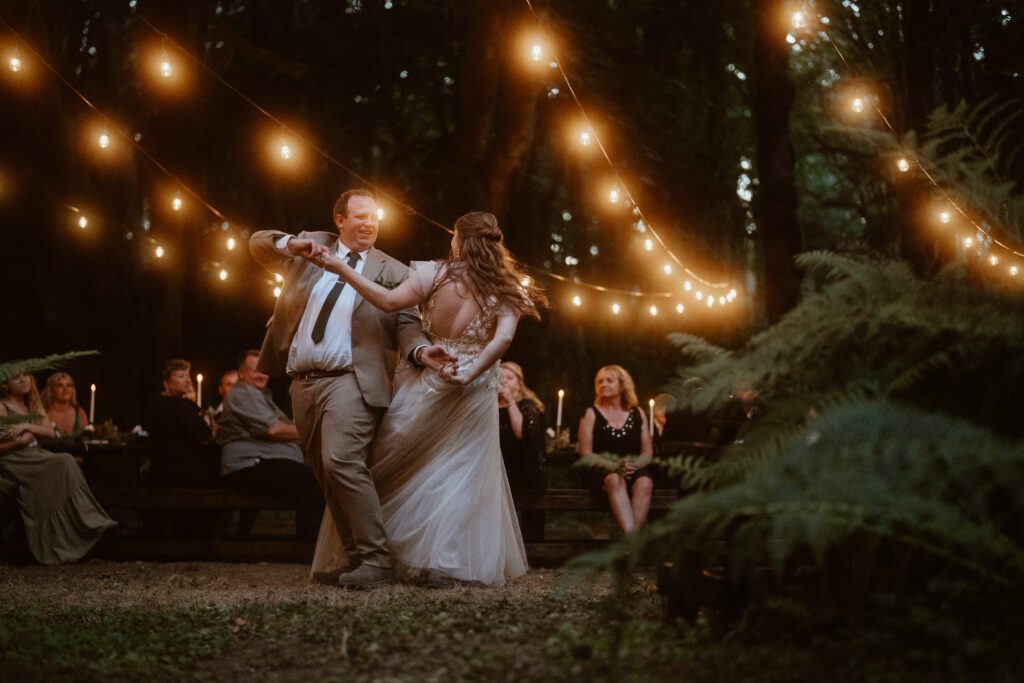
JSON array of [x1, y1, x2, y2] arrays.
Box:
[[0, 558, 992, 682]]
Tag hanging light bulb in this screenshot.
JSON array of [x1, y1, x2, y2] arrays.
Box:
[[159, 49, 173, 78], [608, 188, 620, 204], [571, 294, 582, 307], [274, 273, 284, 283], [939, 210, 952, 224], [643, 239, 654, 251], [896, 158, 911, 173], [684, 281, 692, 292], [226, 237, 236, 250], [218, 268, 228, 281], [676, 303, 684, 314], [171, 194, 182, 212], [1010, 266, 1019, 277], [155, 245, 165, 258], [280, 143, 292, 160], [273, 286, 282, 298], [718, 296, 726, 305], [850, 97, 865, 114], [578, 129, 592, 146], [98, 133, 110, 149], [792, 11, 808, 29], [77, 215, 88, 229], [611, 303, 621, 315], [695, 290, 704, 301], [376, 207, 385, 221], [962, 237, 974, 248], [530, 44, 543, 62], [649, 305, 658, 317], [989, 255, 999, 266], [663, 264, 672, 275], [8, 51, 22, 72]]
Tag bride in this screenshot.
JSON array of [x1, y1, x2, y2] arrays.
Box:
[[308, 211, 546, 586]]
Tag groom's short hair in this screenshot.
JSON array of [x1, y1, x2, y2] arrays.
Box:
[[333, 189, 375, 218]]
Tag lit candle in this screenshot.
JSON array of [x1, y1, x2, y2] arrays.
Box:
[[649, 398, 655, 435], [196, 373, 203, 407], [556, 389, 565, 432], [89, 384, 96, 424]]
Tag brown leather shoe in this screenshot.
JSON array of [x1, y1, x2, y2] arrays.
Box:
[[337, 563, 395, 589], [311, 556, 361, 585]]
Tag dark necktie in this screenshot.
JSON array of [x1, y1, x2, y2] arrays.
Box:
[[311, 251, 361, 344]]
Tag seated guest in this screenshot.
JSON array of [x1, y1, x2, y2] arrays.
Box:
[[216, 350, 324, 540], [577, 365, 654, 534], [1, 371, 116, 564], [205, 369, 239, 435], [41, 372, 91, 439], [497, 362, 547, 492], [149, 359, 219, 487]]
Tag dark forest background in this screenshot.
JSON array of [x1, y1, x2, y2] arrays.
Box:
[[1, 0, 1021, 429]]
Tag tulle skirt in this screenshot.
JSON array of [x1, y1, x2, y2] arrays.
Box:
[[311, 364, 528, 586]]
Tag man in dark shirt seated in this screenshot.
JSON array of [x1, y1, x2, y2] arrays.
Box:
[[217, 349, 324, 541], [149, 359, 220, 487]]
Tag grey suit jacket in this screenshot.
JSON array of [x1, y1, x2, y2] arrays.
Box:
[[249, 230, 429, 408]]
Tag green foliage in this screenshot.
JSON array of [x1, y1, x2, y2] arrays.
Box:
[[0, 350, 99, 384]]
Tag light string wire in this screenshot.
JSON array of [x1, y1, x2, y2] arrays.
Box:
[[523, 0, 732, 291], [135, 11, 695, 301], [804, 3, 1024, 260]]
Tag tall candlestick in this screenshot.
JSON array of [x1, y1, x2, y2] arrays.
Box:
[[556, 389, 564, 431], [649, 398, 655, 436], [196, 373, 204, 407], [89, 384, 96, 424]]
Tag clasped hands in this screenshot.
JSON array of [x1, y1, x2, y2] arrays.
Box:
[[288, 237, 464, 383]]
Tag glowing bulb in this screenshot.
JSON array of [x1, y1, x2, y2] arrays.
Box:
[[608, 188, 620, 203], [530, 44, 543, 61], [558, 389, 565, 399], [676, 303, 684, 314], [684, 281, 692, 291], [280, 144, 291, 160], [851, 97, 865, 113], [8, 56, 21, 72], [219, 269, 228, 281], [643, 239, 654, 251], [274, 273, 284, 283], [571, 295, 582, 307], [1010, 266, 1019, 277], [160, 58, 172, 78], [520, 277, 532, 287], [649, 305, 658, 317], [663, 264, 673, 275], [728, 288, 737, 298], [77, 215, 88, 229], [896, 158, 911, 173], [707, 297, 714, 308], [98, 133, 110, 149], [939, 210, 952, 224], [273, 286, 282, 298], [695, 290, 704, 301], [226, 237, 236, 250], [719, 296, 726, 305], [579, 130, 592, 146], [155, 245, 165, 258], [792, 11, 807, 29], [989, 255, 999, 266], [376, 207, 385, 221], [171, 195, 182, 212], [611, 303, 621, 315], [963, 237, 974, 248]]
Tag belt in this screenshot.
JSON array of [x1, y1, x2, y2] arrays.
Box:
[[290, 368, 353, 380]]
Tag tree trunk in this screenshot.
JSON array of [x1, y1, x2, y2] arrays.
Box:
[[751, 0, 801, 322]]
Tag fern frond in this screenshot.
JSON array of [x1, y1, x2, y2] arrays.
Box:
[[0, 351, 100, 384]]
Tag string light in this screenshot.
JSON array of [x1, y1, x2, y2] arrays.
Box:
[[226, 237, 236, 250], [530, 43, 543, 62], [695, 291, 704, 301], [706, 297, 714, 308], [608, 187, 620, 204], [578, 129, 592, 146], [939, 210, 952, 224], [171, 193, 182, 211], [218, 268, 228, 281], [98, 132, 110, 149], [896, 158, 911, 173], [8, 50, 21, 73], [274, 273, 284, 283], [77, 215, 88, 229], [676, 303, 684, 314], [684, 281, 692, 291], [611, 302, 621, 314], [648, 305, 658, 316], [376, 207, 385, 221], [279, 143, 291, 160], [989, 255, 999, 266], [963, 237, 974, 248], [571, 294, 582, 307], [792, 11, 808, 29], [1010, 266, 1019, 277], [273, 286, 282, 297], [643, 239, 654, 251], [159, 49, 172, 78], [155, 245, 165, 258], [662, 264, 672, 275], [850, 97, 865, 114]]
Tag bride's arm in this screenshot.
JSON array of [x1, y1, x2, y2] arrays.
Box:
[[446, 308, 519, 385], [318, 251, 426, 312]]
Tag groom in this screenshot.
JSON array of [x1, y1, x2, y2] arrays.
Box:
[[250, 188, 450, 588]]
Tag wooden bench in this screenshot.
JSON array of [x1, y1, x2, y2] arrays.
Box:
[[513, 487, 679, 564]]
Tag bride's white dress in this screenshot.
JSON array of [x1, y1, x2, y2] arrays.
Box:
[[310, 261, 528, 586]]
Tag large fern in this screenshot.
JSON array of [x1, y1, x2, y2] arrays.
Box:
[[0, 351, 99, 384]]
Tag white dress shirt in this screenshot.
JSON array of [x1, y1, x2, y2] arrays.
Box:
[[276, 235, 368, 374]]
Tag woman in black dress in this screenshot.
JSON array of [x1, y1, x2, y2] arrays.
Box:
[[497, 362, 546, 493], [577, 365, 653, 533]]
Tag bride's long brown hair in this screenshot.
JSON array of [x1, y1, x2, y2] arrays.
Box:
[[436, 212, 547, 319]]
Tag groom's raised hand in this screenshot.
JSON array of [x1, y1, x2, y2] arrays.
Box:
[[286, 237, 320, 259]]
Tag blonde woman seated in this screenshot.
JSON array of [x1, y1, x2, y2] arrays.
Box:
[[577, 365, 654, 534], [0, 371, 115, 564], [41, 372, 91, 439]]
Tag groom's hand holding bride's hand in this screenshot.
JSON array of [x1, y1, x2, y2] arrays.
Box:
[[420, 345, 458, 373]]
